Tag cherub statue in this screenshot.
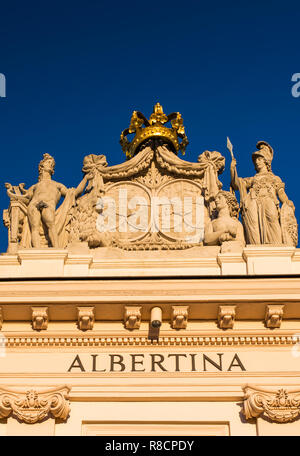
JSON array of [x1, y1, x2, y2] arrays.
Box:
[[204, 190, 245, 246], [5, 154, 89, 248], [230, 141, 297, 246]]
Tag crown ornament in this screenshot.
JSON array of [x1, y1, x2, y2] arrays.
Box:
[[120, 103, 189, 159]]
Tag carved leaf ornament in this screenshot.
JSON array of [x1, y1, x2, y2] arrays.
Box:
[[243, 386, 300, 423], [0, 386, 70, 424]]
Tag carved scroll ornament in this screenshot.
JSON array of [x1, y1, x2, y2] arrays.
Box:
[[243, 386, 300, 423], [0, 386, 70, 424]]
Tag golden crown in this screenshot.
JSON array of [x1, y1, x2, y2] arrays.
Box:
[[120, 103, 189, 159]]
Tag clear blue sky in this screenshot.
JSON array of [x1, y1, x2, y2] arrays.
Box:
[[1, 0, 300, 251]]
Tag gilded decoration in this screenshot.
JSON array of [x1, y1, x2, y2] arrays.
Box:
[[120, 103, 189, 159], [0, 386, 70, 423], [243, 386, 300, 423], [3, 105, 298, 253]]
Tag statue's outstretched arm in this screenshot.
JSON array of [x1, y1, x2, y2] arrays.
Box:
[[230, 158, 239, 190], [204, 230, 233, 245], [5, 183, 34, 203], [204, 222, 231, 245], [58, 183, 68, 198], [74, 175, 89, 198]]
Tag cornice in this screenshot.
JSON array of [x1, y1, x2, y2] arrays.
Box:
[[18, 249, 68, 261], [243, 246, 296, 258], [217, 253, 245, 264]]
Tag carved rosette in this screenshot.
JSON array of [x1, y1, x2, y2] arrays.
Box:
[[243, 386, 300, 423], [0, 386, 70, 424]]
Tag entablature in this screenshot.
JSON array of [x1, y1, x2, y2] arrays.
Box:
[[0, 274, 300, 329]]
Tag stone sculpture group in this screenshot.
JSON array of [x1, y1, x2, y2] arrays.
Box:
[[3, 104, 298, 253]]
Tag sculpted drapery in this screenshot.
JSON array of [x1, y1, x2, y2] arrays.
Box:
[[236, 172, 284, 244], [230, 141, 297, 246]]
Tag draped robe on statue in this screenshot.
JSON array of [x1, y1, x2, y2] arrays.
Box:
[[238, 171, 284, 245]]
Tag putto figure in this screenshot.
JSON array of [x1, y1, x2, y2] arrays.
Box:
[[204, 190, 245, 246], [230, 141, 297, 246], [5, 153, 89, 248]]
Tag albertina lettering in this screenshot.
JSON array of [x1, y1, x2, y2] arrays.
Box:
[[67, 352, 246, 372]]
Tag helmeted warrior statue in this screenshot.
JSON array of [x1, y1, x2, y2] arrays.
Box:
[[230, 141, 297, 246]]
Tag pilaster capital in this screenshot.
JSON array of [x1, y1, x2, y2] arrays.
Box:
[[243, 385, 300, 423], [0, 386, 70, 423]]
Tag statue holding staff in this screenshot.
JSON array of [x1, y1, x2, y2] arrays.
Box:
[[229, 140, 297, 246]]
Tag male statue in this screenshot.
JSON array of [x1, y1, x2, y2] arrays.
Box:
[[7, 153, 89, 248]]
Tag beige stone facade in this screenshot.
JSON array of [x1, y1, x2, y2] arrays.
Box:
[[0, 247, 299, 436], [2, 105, 300, 435]]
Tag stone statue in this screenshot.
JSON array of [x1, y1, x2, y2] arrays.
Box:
[[230, 141, 297, 246], [204, 190, 245, 247], [4, 106, 298, 253], [5, 154, 89, 248]]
